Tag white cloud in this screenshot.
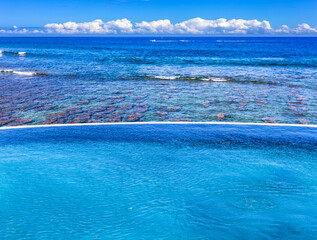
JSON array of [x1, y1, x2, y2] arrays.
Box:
[[294, 23, 317, 34], [0, 28, 30, 34], [44, 19, 133, 34], [1, 18, 316, 35], [135, 19, 174, 34], [171, 18, 273, 34]]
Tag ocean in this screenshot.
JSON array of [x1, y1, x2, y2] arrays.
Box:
[[0, 37, 316, 125]]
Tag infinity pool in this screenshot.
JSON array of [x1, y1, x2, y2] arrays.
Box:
[[0, 124, 316, 239]]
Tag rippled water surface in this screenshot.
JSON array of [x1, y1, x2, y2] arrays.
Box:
[[0, 37, 316, 126], [0, 124, 316, 239]]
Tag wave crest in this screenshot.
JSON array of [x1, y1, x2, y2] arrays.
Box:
[[0, 69, 48, 76], [147, 75, 230, 82]]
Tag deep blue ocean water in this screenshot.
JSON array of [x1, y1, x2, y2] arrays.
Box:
[[0, 37, 316, 125], [0, 124, 316, 239]]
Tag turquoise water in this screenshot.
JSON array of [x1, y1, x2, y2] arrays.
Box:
[[0, 124, 316, 239], [0, 37, 317, 126]]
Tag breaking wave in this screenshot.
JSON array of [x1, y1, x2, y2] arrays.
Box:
[[1, 50, 28, 56], [0, 69, 49, 76], [147, 75, 230, 82]]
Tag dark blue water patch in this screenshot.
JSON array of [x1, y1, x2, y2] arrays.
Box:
[[1, 124, 317, 151], [1, 37, 317, 65]]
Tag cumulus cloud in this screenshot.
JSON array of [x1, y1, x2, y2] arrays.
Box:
[[45, 19, 133, 34], [1, 18, 317, 35], [0, 26, 34, 34], [135, 19, 174, 34], [293, 23, 317, 34], [171, 18, 273, 34]]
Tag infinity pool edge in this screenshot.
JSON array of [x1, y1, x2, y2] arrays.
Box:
[[0, 121, 316, 130]]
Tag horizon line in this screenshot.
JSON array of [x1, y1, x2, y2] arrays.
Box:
[[1, 35, 317, 38]]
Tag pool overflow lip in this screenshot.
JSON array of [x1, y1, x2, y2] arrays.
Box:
[[0, 121, 316, 130]]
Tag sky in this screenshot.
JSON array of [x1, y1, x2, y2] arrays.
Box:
[[1, 0, 317, 35]]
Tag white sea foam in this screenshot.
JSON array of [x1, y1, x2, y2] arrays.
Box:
[[150, 75, 228, 82], [153, 75, 180, 80], [151, 40, 192, 43], [211, 77, 228, 82], [201, 77, 227, 82], [18, 52, 26, 56], [13, 71, 36, 76], [150, 40, 178, 43], [0, 69, 37, 76], [216, 40, 247, 43]]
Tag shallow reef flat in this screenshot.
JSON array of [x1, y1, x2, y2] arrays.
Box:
[[0, 75, 316, 126]]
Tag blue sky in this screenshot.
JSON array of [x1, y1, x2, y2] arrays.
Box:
[[1, 0, 316, 28], [0, 0, 316, 35]]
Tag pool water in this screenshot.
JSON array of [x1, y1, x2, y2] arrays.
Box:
[[0, 124, 316, 239]]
